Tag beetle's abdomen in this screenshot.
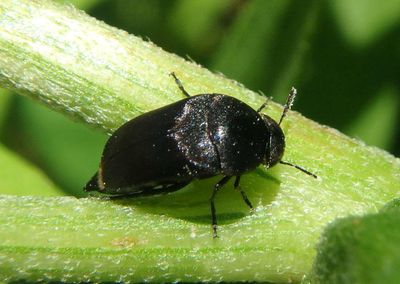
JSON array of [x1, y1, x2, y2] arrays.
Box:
[[98, 96, 221, 193]]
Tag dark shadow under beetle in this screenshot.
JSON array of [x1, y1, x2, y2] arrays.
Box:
[[108, 170, 282, 225]]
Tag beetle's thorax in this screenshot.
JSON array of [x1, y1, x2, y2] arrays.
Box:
[[261, 114, 285, 168], [174, 94, 269, 176]]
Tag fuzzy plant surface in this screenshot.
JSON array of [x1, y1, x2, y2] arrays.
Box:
[[306, 199, 400, 283], [0, 0, 399, 283]]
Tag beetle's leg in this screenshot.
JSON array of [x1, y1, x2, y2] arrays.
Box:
[[234, 176, 253, 209], [256, 97, 271, 113], [210, 176, 231, 238], [170, 72, 191, 98], [279, 160, 318, 179]]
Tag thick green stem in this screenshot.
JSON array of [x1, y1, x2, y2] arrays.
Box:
[[0, 0, 399, 283], [0, 0, 264, 133]]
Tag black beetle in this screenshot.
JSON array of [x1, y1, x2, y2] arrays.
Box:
[[85, 72, 317, 238]]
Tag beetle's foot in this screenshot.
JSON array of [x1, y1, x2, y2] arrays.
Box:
[[212, 225, 219, 239]]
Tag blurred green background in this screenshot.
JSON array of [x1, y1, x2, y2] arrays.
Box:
[[0, 0, 399, 196]]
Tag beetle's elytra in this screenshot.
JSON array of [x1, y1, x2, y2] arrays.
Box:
[[85, 72, 317, 238]]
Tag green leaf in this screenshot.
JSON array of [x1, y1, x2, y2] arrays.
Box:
[[0, 88, 11, 132], [167, 0, 231, 53], [330, 0, 400, 48], [0, 0, 399, 282], [0, 144, 62, 196], [307, 199, 400, 283], [212, 0, 320, 101], [346, 85, 399, 150], [15, 98, 107, 196]]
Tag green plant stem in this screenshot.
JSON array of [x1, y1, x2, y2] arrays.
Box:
[[0, 0, 265, 133], [0, 0, 399, 283]]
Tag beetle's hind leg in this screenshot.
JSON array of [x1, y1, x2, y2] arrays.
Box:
[[170, 72, 191, 98], [234, 176, 253, 209], [210, 176, 231, 238]]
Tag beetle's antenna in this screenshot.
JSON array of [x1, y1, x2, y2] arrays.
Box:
[[278, 87, 297, 125], [170, 72, 191, 98], [257, 96, 272, 113], [279, 160, 317, 178]]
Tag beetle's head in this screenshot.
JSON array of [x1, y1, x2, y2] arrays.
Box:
[[261, 114, 285, 168]]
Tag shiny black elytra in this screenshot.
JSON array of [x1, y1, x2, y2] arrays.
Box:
[[85, 72, 317, 238]]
